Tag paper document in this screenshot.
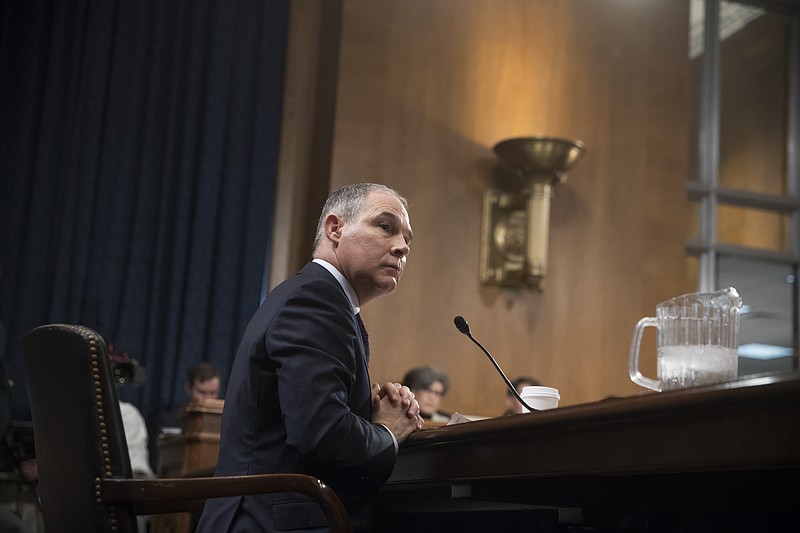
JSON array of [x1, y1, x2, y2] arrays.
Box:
[[446, 412, 489, 425]]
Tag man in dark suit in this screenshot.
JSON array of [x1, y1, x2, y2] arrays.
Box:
[[197, 183, 423, 532]]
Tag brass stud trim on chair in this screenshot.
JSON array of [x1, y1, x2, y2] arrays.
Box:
[[68, 324, 121, 529], [28, 324, 136, 532]]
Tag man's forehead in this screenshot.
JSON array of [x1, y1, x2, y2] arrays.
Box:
[[193, 377, 219, 388], [365, 190, 405, 210], [365, 192, 412, 232]]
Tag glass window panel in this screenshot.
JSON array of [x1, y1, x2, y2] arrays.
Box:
[[688, 199, 701, 241], [717, 204, 789, 252], [719, 1, 791, 196], [717, 255, 796, 376]]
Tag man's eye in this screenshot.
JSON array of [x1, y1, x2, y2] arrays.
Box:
[[379, 222, 391, 231]]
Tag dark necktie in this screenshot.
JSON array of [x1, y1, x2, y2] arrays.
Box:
[[355, 313, 370, 366]]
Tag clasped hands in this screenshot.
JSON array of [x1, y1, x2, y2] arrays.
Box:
[[371, 382, 425, 443]]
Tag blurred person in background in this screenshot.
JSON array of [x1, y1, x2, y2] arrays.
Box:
[[402, 366, 451, 423], [503, 376, 541, 415], [184, 362, 221, 403]]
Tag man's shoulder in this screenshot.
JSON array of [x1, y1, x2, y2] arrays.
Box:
[[242, 264, 348, 337], [270, 262, 345, 302]]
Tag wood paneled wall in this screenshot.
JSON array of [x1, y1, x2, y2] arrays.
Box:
[[276, 0, 693, 417]]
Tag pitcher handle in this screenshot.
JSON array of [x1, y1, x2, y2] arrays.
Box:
[[629, 317, 661, 391]]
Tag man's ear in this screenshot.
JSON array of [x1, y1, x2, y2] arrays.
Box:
[[324, 213, 344, 244]]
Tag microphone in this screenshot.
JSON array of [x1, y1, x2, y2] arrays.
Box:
[[453, 316, 539, 412]]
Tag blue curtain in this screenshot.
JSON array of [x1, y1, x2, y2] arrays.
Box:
[[0, 0, 288, 429]]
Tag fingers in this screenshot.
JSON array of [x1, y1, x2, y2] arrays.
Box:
[[406, 398, 420, 419], [373, 384, 426, 434], [371, 383, 381, 408], [372, 394, 425, 442], [382, 382, 417, 409], [391, 382, 411, 407], [380, 382, 400, 401], [398, 385, 414, 408]]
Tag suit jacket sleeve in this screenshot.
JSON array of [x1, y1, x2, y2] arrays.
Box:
[[268, 275, 395, 486]]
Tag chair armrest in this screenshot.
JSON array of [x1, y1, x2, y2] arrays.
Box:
[[102, 474, 351, 533]]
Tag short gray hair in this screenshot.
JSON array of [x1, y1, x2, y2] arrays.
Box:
[[312, 183, 408, 252]]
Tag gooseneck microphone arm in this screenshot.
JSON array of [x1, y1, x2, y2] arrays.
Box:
[[453, 316, 538, 412]]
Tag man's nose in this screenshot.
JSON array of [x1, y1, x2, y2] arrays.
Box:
[[392, 239, 410, 257]]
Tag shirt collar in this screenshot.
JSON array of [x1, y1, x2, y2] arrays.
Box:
[[312, 258, 360, 314]]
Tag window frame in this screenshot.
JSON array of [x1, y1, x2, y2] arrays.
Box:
[[689, 0, 800, 371]]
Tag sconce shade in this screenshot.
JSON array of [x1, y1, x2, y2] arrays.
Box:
[[493, 137, 585, 181]]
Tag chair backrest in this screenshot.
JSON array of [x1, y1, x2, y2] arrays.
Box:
[[23, 324, 139, 532]]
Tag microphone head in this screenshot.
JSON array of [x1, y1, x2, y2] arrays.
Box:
[[454, 316, 470, 335]]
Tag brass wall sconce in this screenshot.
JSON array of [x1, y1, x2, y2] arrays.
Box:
[[480, 136, 585, 291]]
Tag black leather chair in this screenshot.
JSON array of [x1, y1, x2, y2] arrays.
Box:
[[22, 323, 351, 533]]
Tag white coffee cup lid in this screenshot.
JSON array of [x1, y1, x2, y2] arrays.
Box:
[[521, 386, 560, 398]]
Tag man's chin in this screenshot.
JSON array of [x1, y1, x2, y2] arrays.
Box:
[[360, 275, 399, 303], [377, 277, 399, 294]]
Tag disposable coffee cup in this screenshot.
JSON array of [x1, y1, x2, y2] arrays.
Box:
[[520, 386, 560, 412]]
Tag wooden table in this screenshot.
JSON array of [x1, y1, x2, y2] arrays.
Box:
[[377, 372, 800, 531]]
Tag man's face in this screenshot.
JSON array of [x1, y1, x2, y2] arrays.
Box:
[[333, 191, 412, 305], [186, 376, 220, 402]]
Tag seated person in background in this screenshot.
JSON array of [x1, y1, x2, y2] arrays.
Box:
[[107, 343, 155, 478], [160, 362, 222, 433], [185, 362, 221, 403], [119, 400, 154, 532], [119, 401, 155, 479], [503, 375, 541, 415], [402, 366, 451, 423]]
